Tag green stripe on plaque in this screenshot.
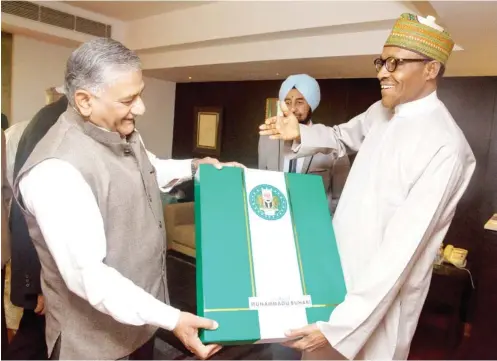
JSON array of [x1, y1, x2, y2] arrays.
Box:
[[195, 166, 260, 343], [285, 173, 347, 324]]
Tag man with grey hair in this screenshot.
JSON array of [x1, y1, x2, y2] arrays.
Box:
[[13, 38, 241, 360]]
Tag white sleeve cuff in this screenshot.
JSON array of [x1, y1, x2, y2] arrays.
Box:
[[316, 321, 353, 360], [155, 159, 193, 192], [151, 303, 181, 331], [291, 141, 302, 153], [172, 159, 194, 180]]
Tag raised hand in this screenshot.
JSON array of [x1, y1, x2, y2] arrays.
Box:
[[259, 101, 301, 141]]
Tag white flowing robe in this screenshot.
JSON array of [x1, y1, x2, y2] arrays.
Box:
[[292, 91, 476, 360]]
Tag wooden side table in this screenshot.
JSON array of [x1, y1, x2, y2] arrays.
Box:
[[414, 263, 473, 357], [467, 230, 497, 359]]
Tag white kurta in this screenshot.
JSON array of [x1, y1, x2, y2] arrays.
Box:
[[294, 91, 476, 360], [18, 135, 192, 332]]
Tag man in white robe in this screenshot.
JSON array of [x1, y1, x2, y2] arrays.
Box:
[[259, 13, 476, 360]]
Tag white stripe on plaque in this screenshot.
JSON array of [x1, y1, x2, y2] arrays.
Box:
[[243, 168, 309, 340]]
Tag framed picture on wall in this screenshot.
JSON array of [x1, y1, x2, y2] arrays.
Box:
[[265, 98, 279, 119], [193, 106, 223, 157]]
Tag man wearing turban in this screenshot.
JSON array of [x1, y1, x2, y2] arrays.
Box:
[[258, 74, 350, 214], [260, 13, 475, 360]]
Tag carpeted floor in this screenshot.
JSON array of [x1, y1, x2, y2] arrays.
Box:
[[154, 337, 197, 360]]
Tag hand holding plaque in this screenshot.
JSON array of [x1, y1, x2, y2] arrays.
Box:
[[173, 312, 222, 359]]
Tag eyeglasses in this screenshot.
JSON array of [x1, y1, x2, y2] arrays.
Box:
[[374, 57, 430, 73]]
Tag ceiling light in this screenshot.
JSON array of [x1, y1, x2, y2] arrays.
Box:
[[188, 76, 192, 80]]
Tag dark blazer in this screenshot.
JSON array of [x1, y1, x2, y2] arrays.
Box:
[[9, 96, 68, 309]]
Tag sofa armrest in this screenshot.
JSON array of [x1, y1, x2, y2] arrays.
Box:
[[164, 202, 195, 227]]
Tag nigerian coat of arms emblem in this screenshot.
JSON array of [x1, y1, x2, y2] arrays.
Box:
[[249, 184, 288, 221]]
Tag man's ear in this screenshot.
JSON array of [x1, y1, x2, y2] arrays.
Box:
[[74, 90, 93, 117], [425, 61, 442, 81]]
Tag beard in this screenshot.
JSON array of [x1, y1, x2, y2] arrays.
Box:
[[298, 110, 313, 124]]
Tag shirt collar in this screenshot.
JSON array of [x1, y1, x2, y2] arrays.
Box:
[[66, 106, 139, 149], [394, 91, 440, 117], [68, 106, 137, 141]]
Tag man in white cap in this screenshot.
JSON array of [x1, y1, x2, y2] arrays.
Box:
[[258, 74, 350, 214], [260, 14, 475, 360]]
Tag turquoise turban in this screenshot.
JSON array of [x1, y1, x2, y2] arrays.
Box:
[[279, 74, 321, 111]]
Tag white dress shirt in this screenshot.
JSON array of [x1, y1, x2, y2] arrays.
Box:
[[283, 142, 306, 173], [284, 120, 312, 173], [18, 145, 192, 331]]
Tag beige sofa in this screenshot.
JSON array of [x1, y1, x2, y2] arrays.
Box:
[[164, 202, 196, 258]]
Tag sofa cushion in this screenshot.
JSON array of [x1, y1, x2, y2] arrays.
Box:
[[174, 224, 195, 249]]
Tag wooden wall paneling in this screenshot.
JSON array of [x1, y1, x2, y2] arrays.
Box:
[[307, 78, 349, 127], [438, 77, 497, 253], [172, 78, 380, 167], [480, 77, 497, 226], [467, 77, 497, 359], [343, 78, 381, 120], [173, 80, 282, 167]]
